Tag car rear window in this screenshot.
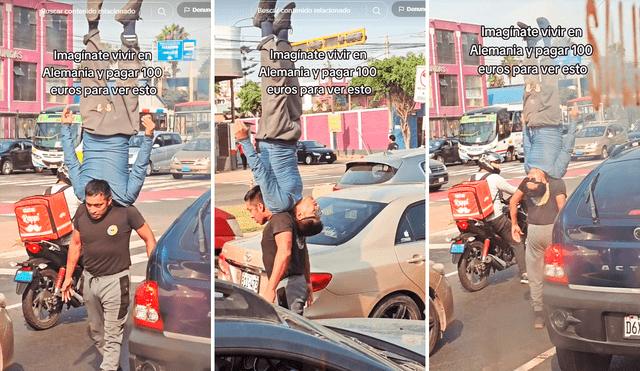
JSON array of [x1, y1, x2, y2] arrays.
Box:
[[339, 163, 398, 186], [576, 163, 640, 218], [307, 197, 386, 246]]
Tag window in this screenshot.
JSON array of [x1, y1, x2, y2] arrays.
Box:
[[0, 63, 4, 101], [395, 202, 426, 244], [46, 13, 67, 52], [461, 33, 480, 65], [13, 6, 37, 50], [13, 62, 37, 101], [465, 76, 483, 107], [436, 30, 455, 65], [45, 66, 67, 104], [439, 75, 459, 107], [0, 4, 4, 46]]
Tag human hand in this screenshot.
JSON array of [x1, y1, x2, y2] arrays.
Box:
[[571, 103, 579, 120], [307, 282, 314, 307], [233, 120, 249, 141], [261, 289, 276, 304], [141, 115, 155, 136], [512, 224, 523, 243], [61, 106, 74, 125], [61, 277, 74, 302]]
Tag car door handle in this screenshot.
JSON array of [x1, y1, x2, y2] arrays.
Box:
[[407, 255, 425, 264]]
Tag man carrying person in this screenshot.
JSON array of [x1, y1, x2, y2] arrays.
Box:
[[61, 179, 157, 371]]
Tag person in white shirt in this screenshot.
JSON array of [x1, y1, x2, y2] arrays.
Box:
[[44, 165, 82, 246]]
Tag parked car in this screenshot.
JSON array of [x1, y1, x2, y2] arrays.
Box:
[[428, 159, 448, 192], [129, 131, 184, 175], [219, 183, 425, 320], [429, 138, 466, 164], [517, 145, 525, 163], [429, 261, 454, 356], [128, 189, 211, 371], [0, 294, 13, 370], [214, 207, 243, 257], [572, 122, 627, 159], [545, 144, 640, 371], [0, 139, 38, 175], [296, 140, 337, 165], [170, 136, 211, 179], [215, 280, 426, 371], [628, 126, 640, 142], [334, 148, 425, 190]]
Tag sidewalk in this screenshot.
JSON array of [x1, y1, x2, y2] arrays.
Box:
[[0, 218, 24, 255]]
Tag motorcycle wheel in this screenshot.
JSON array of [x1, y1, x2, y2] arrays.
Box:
[[22, 269, 62, 330], [458, 241, 490, 292]]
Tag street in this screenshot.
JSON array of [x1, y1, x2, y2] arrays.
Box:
[[429, 158, 640, 371], [0, 171, 210, 370]]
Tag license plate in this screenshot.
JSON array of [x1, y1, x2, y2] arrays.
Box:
[[325, 154, 331, 158], [439, 177, 444, 183], [450, 243, 465, 254], [14, 270, 34, 283], [182, 166, 191, 172], [576, 151, 583, 155], [624, 315, 640, 338], [241, 271, 260, 293]]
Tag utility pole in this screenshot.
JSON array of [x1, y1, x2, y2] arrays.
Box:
[[385, 35, 389, 59]]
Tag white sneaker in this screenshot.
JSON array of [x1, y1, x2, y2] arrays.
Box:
[[521, 273, 529, 284]]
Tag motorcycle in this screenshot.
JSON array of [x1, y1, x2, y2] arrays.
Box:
[[11, 239, 84, 330], [449, 198, 527, 292]]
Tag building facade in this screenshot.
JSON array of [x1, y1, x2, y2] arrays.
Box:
[[429, 19, 488, 139], [0, 1, 74, 139]]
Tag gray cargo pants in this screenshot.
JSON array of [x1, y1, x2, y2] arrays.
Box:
[[84, 269, 131, 371], [276, 275, 308, 315], [525, 223, 553, 312]]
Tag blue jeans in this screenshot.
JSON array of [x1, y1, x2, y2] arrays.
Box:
[[62, 126, 152, 206], [523, 119, 578, 179], [239, 138, 302, 213]]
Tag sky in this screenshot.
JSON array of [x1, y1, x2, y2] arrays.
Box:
[[62, 0, 211, 77], [214, 0, 426, 82]]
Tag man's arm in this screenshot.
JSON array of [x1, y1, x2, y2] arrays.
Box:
[[61, 229, 82, 302], [135, 222, 157, 257], [263, 231, 293, 304], [556, 194, 566, 211], [496, 175, 518, 196], [510, 189, 525, 243]]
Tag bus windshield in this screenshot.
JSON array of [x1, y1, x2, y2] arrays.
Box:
[[33, 122, 82, 150], [459, 120, 496, 145]]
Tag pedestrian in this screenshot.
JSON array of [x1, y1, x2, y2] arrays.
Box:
[[510, 169, 566, 329], [471, 153, 527, 283], [61, 0, 155, 207], [61, 179, 157, 371], [387, 134, 399, 150], [244, 185, 318, 314], [237, 142, 247, 170]]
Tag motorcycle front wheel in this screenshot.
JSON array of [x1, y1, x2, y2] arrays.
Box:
[[458, 241, 490, 292], [22, 269, 62, 330]]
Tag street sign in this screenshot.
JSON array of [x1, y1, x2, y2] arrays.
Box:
[[158, 40, 183, 61], [414, 66, 426, 103], [554, 51, 582, 66], [292, 29, 366, 52], [183, 40, 196, 61]]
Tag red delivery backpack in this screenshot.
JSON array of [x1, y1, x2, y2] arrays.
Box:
[[14, 185, 73, 242], [447, 173, 494, 221]]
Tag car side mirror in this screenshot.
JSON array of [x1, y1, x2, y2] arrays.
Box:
[[153, 143, 160, 148]]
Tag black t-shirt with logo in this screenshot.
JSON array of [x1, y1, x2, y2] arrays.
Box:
[[517, 177, 567, 225], [261, 212, 307, 279], [74, 204, 146, 276]]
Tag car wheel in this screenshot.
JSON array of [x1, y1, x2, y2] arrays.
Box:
[[327, 159, 335, 164], [370, 294, 422, 320], [429, 185, 442, 192], [34, 166, 44, 173], [507, 148, 514, 162], [601, 146, 609, 159], [172, 173, 183, 179], [146, 162, 153, 176], [429, 297, 440, 356], [556, 348, 612, 371], [305, 155, 314, 165], [461, 158, 468, 165], [436, 155, 444, 164], [1, 160, 13, 175], [519, 155, 524, 163]]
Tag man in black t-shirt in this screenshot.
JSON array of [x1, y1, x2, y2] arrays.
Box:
[[244, 185, 320, 315], [61, 179, 156, 371], [510, 170, 566, 330]]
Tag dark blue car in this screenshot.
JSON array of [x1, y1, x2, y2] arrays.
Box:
[[128, 190, 211, 371]]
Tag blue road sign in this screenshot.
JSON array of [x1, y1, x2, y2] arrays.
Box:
[[158, 40, 183, 61], [183, 40, 196, 61], [555, 51, 582, 66]]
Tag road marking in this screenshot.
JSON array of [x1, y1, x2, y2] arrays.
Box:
[[430, 243, 453, 250], [430, 227, 458, 236], [513, 347, 556, 371]]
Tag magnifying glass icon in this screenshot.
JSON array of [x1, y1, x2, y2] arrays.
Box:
[[158, 7, 166, 16], [372, 6, 381, 15]]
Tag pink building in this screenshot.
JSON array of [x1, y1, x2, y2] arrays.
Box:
[[429, 19, 488, 139], [0, 1, 74, 138]]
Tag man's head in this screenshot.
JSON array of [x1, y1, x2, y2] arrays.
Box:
[[524, 168, 548, 198], [389, 134, 396, 142], [85, 179, 112, 220], [57, 164, 72, 186], [478, 152, 502, 174], [244, 186, 272, 225], [293, 197, 323, 237]]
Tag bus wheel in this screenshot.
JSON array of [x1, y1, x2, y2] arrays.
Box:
[[506, 148, 514, 162], [50, 168, 57, 175], [34, 167, 43, 173]]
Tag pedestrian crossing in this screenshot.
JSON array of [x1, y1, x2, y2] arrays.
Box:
[[444, 159, 601, 178]]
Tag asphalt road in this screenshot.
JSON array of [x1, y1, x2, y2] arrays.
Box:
[[0, 171, 210, 370], [429, 158, 640, 371]]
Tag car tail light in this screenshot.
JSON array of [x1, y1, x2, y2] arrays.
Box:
[[218, 253, 230, 279], [134, 281, 164, 331], [226, 218, 243, 238], [25, 243, 41, 254], [544, 245, 568, 284], [456, 221, 469, 230], [333, 186, 341, 191], [310, 273, 332, 292]]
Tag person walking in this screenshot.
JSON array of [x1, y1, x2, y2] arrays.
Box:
[[61, 179, 156, 371], [387, 134, 399, 150], [237, 142, 247, 170]]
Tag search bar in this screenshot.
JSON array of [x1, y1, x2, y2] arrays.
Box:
[[177, 2, 211, 18], [249, 1, 389, 20], [66, 2, 173, 22], [145, 2, 175, 21]]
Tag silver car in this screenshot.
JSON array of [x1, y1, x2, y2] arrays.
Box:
[[128, 131, 184, 175]]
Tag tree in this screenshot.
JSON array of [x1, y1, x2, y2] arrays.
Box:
[[238, 81, 262, 117], [199, 55, 211, 78], [161, 87, 188, 109], [350, 53, 425, 148], [156, 24, 190, 78], [488, 74, 505, 88], [501, 56, 522, 85]]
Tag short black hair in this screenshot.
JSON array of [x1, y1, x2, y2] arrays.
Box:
[[244, 185, 264, 205], [85, 179, 112, 200], [389, 134, 396, 141]]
